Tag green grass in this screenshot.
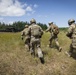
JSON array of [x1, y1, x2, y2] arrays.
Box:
[[0, 31, 76, 75]]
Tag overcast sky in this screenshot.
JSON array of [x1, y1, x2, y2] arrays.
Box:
[[0, 0, 76, 27]]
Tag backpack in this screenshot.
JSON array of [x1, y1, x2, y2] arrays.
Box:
[[23, 28, 30, 36], [52, 24, 59, 35], [30, 25, 42, 37]]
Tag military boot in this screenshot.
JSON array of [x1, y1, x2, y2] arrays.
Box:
[[47, 44, 53, 48], [40, 57, 45, 64], [58, 47, 62, 52], [65, 51, 72, 57]]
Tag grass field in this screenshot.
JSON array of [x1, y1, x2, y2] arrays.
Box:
[[0, 31, 76, 75]]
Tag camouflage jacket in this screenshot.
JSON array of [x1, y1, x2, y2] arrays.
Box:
[[21, 28, 30, 39], [46, 24, 59, 35], [66, 23, 76, 39]]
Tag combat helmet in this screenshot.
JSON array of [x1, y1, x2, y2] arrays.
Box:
[[25, 25, 28, 28], [68, 19, 75, 25], [48, 22, 53, 25], [30, 18, 36, 24]]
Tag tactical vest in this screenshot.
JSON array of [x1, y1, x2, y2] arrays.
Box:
[[72, 24, 76, 48]]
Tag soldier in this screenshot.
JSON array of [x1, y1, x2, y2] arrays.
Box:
[[29, 18, 44, 63], [46, 22, 62, 52], [21, 25, 30, 51], [66, 19, 76, 57]]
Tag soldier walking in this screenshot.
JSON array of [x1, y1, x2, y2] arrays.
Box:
[[66, 19, 76, 57], [28, 18, 44, 63], [46, 22, 62, 52], [21, 25, 30, 51]]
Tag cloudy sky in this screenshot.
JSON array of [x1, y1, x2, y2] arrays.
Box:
[[0, 0, 76, 27]]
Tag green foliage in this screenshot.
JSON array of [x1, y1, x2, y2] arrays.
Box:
[[37, 22, 47, 30], [59, 27, 68, 32], [0, 21, 47, 32], [12, 21, 29, 31]]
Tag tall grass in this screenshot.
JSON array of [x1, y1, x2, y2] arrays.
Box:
[[0, 31, 76, 75]]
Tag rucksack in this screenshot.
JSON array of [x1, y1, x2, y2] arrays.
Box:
[[52, 24, 59, 35], [30, 25, 42, 37], [24, 28, 30, 36]]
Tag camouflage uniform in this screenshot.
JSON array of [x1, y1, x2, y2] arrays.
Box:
[[66, 19, 76, 57], [21, 25, 30, 51], [29, 19, 44, 59], [46, 22, 62, 52]]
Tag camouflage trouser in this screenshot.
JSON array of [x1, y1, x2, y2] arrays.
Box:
[[69, 44, 73, 54], [24, 37, 30, 51], [69, 38, 76, 54], [30, 36, 43, 58], [49, 34, 60, 49]]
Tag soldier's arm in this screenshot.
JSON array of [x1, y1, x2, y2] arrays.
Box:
[[21, 30, 25, 40], [28, 26, 31, 36], [66, 26, 73, 38], [46, 26, 51, 32], [40, 26, 44, 35], [21, 29, 25, 36]]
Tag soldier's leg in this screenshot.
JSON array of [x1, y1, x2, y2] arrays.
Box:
[[36, 39, 43, 58], [24, 40, 29, 51], [25, 38, 30, 51], [27, 38, 30, 51], [30, 42, 34, 53], [54, 36, 62, 52], [69, 44, 73, 56], [37, 47, 44, 64], [30, 38, 36, 57], [49, 36, 53, 47], [65, 44, 73, 57], [36, 39, 44, 64]]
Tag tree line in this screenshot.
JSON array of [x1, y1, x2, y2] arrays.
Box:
[[0, 21, 47, 32], [0, 21, 68, 32]]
